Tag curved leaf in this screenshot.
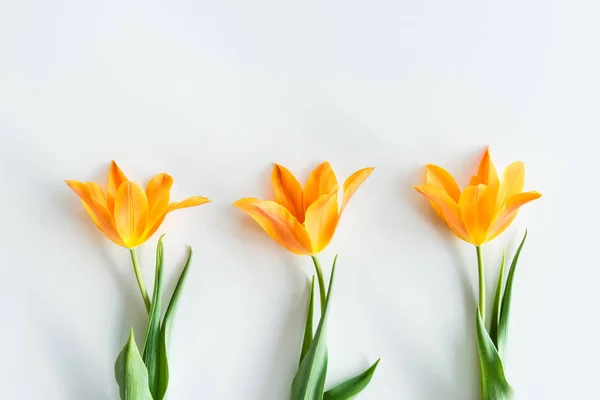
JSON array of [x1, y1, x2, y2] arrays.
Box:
[[497, 230, 527, 356], [476, 308, 514, 400], [114, 328, 153, 400], [155, 246, 194, 400], [490, 247, 506, 348], [291, 255, 338, 400], [323, 359, 380, 400], [142, 236, 165, 398], [300, 276, 316, 366]]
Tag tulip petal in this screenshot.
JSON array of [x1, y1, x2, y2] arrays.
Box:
[[340, 167, 374, 215], [233, 198, 313, 255], [487, 191, 541, 242], [107, 161, 129, 214], [459, 184, 496, 245], [414, 184, 470, 242], [426, 164, 461, 201], [114, 182, 149, 248], [67, 180, 102, 228], [469, 148, 499, 192], [303, 162, 338, 212], [425, 164, 461, 222], [86, 182, 126, 245], [66, 180, 125, 246], [272, 164, 305, 222], [168, 196, 211, 212], [86, 181, 108, 208], [304, 192, 339, 254], [146, 173, 173, 227], [496, 161, 525, 208]]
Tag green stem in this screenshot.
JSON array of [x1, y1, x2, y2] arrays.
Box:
[[311, 256, 327, 313], [129, 248, 151, 312], [476, 245, 485, 322]]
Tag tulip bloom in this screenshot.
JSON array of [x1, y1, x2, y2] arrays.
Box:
[[234, 161, 373, 256], [235, 162, 379, 399], [67, 161, 210, 310], [414, 148, 541, 399], [414, 148, 541, 246], [67, 161, 210, 248]]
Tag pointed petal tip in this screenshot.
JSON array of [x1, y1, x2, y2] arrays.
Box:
[[413, 184, 427, 194], [233, 197, 257, 209], [361, 166, 375, 175]]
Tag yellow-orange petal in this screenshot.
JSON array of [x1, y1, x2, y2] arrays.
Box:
[[66, 180, 125, 246], [425, 164, 461, 201], [459, 184, 496, 245], [496, 161, 525, 208], [107, 161, 128, 214], [67, 180, 102, 228], [272, 164, 305, 222], [304, 192, 339, 254], [140, 214, 167, 244], [487, 191, 542, 242], [146, 173, 173, 229], [234, 198, 313, 255], [114, 182, 148, 248], [414, 184, 470, 242], [469, 148, 499, 192], [168, 196, 211, 212], [340, 167, 374, 215], [86, 181, 108, 208], [303, 161, 338, 212], [425, 164, 461, 222]]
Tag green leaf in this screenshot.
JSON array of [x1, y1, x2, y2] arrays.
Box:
[[497, 230, 527, 356], [323, 359, 380, 400], [155, 245, 194, 400], [300, 276, 316, 366], [476, 307, 514, 400], [490, 247, 506, 348], [114, 328, 153, 400], [291, 255, 338, 400], [141, 236, 165, 398]]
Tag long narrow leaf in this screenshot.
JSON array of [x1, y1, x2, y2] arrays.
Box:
[[300, 276, 316, 366], [323, 359, 380, 400], [490, 247, 506, 348], [155, 246, 194, 400], [476, 308, 514, 400], [114, 328, 153, 400], [291, 255, 338, 400], [497, 231, 528, 356], [142, 236, 165, 398]]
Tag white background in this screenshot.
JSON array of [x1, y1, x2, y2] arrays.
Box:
[[0, 0, 595, 399]]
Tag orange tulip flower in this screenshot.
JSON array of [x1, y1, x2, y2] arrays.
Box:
[[234, 162, 374, 256], [66, 161, 211, 249], [414, 148, 541, 245]]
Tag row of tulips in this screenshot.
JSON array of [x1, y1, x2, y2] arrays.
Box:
[[67, 148, 540, 400]]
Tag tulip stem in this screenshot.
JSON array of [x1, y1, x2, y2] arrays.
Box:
[[129, 248, 151, 312], [311, 256, 327, 313], [476, 245, 485, 322]]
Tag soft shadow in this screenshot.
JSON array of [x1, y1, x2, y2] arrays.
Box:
[[260, 280, 308, 399], [54, 189, 148, 336], [397, 166, 478, 398], [31, 294, 111, 400]]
